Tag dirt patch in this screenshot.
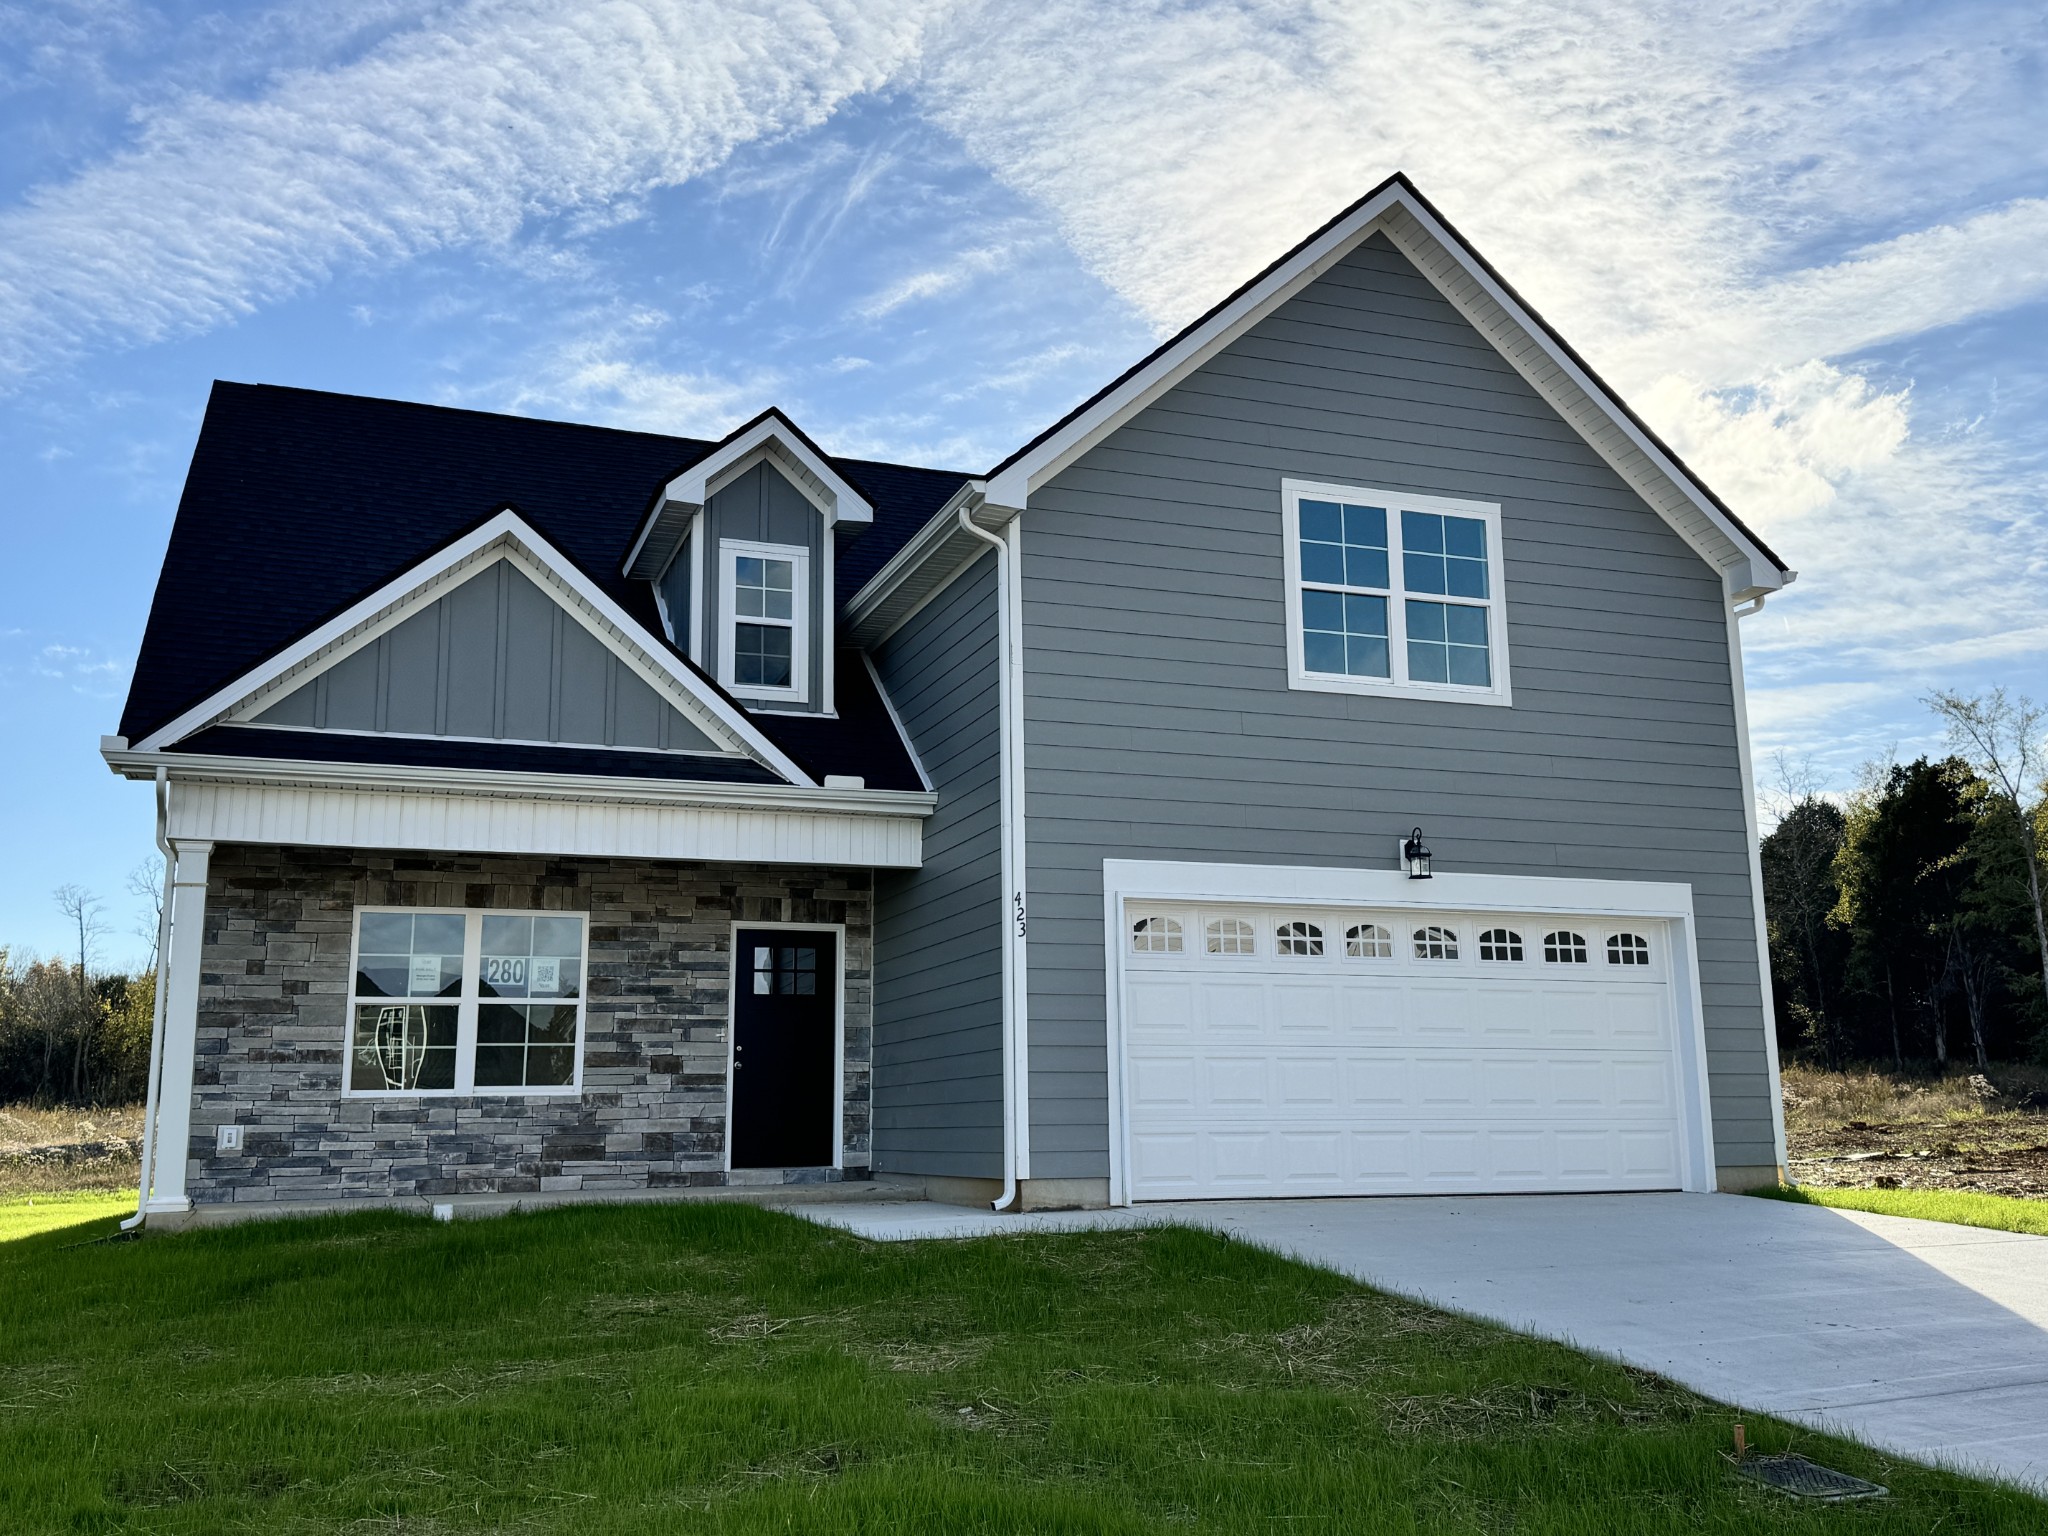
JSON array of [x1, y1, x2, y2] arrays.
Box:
[[0, 1104, 143, 1197], [1782, 1066, 2048, 1199]]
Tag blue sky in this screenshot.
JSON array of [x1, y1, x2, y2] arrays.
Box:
[[2, 0, 2045, 962]]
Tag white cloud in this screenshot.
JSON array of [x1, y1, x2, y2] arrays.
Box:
[[853, 244, 1009, 320], [1642, 363, 1910, 524], [6, 638, 130, 698], [910, 0, 2048, 778], [476, 317, 773, 440], [0, 0, 952, 378]]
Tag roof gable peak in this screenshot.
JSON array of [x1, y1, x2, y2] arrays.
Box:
[[623, 407, 874, 581], [982, 173, 1790, 601]]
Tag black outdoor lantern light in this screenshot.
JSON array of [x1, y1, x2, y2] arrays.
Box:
[[1400, 827, 1433, 880]]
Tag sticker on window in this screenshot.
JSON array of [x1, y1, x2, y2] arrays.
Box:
[[409, 956, 442, 995], [530, 957, 561, 995]]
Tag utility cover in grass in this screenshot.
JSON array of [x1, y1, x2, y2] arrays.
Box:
[[1738, 1453, 1888, 1500]]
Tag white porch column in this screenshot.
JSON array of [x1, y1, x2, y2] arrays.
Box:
[[145, 839, 213, 1216]]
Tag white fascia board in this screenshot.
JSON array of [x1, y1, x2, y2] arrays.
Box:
[[103, 744, 933, 816], [841, 480, 995, 646], [663, 414, 874, 528], [132, 509, 816, 786], [1102, 858, 1698, 920]]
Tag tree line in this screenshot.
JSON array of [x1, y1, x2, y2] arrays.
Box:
[[1763, 689, 2048, 1071], [0, 870, 159, 1106]]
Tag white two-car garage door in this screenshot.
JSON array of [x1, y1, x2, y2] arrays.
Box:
[[1118, 893, 1695, 1201]]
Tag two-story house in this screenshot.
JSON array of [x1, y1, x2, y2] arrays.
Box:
[[106, 174, 1793, 1225]]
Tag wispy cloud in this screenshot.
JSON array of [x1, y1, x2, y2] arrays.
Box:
[[853, 243, 1008, 319], [6, 638, 130, 698], [912, 0, 2048, 760], [470, 310, 774, 440], [0, 0, 951, 379]]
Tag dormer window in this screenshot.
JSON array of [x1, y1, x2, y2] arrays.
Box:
[[719, 540, 809, 703]]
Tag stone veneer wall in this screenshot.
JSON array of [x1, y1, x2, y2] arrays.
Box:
[[186, 845, 872, 1207]]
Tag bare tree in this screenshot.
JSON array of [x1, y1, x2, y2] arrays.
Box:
[[52, 886, 108, 1101], [126, 856, 166, 971], [1928, 688, 2048, 1017]]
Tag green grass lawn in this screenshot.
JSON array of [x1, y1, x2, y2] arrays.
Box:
[[0, 1189, 135, 1244], [1749, 1182, 2048, 1237], [3, 1203, 2041, 1534]]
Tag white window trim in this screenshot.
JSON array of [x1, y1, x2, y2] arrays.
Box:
[[717, 539, 810, 704], [1280, 478, 1512, 706], [343, 907, 588, 1099]]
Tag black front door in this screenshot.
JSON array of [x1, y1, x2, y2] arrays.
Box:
[[730, 929, 837, 1169]]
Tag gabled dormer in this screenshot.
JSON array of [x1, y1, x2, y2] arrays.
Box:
[[623, 410, 873, 716]]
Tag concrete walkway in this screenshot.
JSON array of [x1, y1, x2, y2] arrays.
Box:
[[791, 1192, 2048, 1493]]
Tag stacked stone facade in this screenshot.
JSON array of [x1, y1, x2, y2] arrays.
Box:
[[187, 845, 872, 1207]]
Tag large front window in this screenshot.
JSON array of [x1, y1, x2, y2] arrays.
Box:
[[347, 909, 586, 1096], [719, 540, 809, 702], [1283, 480, 1509, 703]]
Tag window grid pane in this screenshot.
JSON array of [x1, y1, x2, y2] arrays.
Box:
[[1413, 926, 1460, 961], [350, 912, 583, 1095], [734, 623, 794, 687], [1206, 918, 1256, 956], [1479, 928, 1524, 962], [1296, 492, 1497, 694]]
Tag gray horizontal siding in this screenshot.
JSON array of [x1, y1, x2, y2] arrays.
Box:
[[1020, 231, 1775, 1181], [871, 552, 1005, 1179]]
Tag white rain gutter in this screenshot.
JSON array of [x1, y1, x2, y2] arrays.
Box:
[[956, 504, 1031, 1212], [1727, 594, 1789, 1180], [121, 768, 175, 1232]]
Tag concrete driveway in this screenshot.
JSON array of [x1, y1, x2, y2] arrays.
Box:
[[793, 1192, 2048, 1493]]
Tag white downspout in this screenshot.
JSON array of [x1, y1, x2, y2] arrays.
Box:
[[121, 769, 175, 1232], [958, 505, 1031, 1211], [1727, 591, 1788, 1183]]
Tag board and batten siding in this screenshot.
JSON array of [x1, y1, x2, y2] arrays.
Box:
[[698, 461, 828, 714], [1018, 231, 1777, 1184], [869, 551, 1006, 1178], [257, 559, 717, 754]]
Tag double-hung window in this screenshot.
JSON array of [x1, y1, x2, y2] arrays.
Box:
[[1281, 479, 1510, 703], [718, 540, 809, 703], [347, 909, 587, 1096]]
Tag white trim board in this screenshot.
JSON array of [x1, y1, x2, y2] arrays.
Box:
[[146, 775, 927, 868], [1097, 858, 1719, 1206], [131, 509, 814, 786]]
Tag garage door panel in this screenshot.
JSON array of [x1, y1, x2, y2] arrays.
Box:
[[1196, 980, 1267, 1036], [1277, 1056, 1342, 1106], [1129, 980, 1196, 1036], [1129, 1054, 1197, 1109], [1338, 984, 1406, 1038], [1203, 1055, 1272, 1109], [1122, 901, 1686, 1201], [1272, 981, 1341, 1036], [1344, 1056, 1409, 1107]]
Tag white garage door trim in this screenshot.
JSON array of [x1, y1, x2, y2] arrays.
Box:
[[1101, 858, 1718, 1205]]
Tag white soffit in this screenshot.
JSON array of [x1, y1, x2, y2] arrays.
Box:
[[981, 177, 1789, 598], [133, 509, 815, 786]]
